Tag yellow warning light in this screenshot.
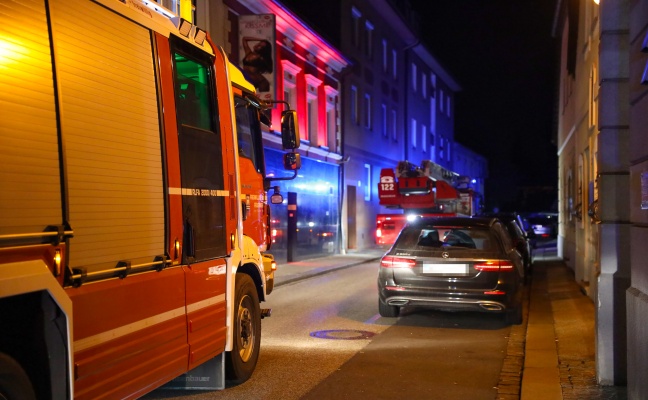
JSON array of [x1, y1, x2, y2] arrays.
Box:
[[54, 249, 62, 276]]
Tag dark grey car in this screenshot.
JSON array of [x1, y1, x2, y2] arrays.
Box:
[[377, 216, 524, 325]]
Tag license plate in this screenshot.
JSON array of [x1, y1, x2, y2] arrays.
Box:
[[423, 263, 468, 274]]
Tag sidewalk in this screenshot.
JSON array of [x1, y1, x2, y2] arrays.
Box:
[[273, 245, 627, 400]]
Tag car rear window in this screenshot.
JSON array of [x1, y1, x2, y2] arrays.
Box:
[[396, 226, 498, 251]]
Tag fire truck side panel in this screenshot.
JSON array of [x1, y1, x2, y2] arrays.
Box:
[[67, 270, 188, 400], [1, 0, 268, 397], [0, 0, 62, 238], [232, 85, 268, 250]]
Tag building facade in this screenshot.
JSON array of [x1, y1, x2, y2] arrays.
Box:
[[554, 0, 648, 395], [173, 0, 488, 258], [190, 0, 349, 262]]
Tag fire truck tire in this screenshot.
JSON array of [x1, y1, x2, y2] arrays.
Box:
[[225, 273, 261, 384], [0, 353, 36, 400]]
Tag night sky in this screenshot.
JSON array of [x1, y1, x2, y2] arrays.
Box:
[[279, 0, 559, 212], [407, 1, 558, 212]]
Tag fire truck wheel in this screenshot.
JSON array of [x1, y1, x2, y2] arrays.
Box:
[[225, 273, 261, 384], [0, 353, 36, 400]]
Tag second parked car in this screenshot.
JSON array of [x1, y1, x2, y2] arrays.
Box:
[[377, 216, 525, 324]]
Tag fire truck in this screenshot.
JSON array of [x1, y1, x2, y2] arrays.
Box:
[[0, 1, 300, 399], [376, 161, 482, 245]]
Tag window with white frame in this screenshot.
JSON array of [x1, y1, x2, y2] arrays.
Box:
[[324, 85, 338, 150], [411, 63, 417, 91], [411, 118, 417, 148], [282, 60, 300, 110], [365, 21, 374, 60], [364, 163, 371, 201], [305, 74, 321, 144], [364, 93, 372, 129], [381, 103, 387, 137], [351, 7, 361, 48], [351, 85, 358, 124]]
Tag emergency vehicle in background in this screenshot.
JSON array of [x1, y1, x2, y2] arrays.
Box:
[[0, 0, 300, 399], [376, 160, 482, 245]]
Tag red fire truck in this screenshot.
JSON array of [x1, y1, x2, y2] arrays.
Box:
[[376, 161, 481, 245], [0, 1, 300, 398]]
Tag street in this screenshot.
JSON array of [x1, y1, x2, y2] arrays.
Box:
[[145, 260, 515, 400]]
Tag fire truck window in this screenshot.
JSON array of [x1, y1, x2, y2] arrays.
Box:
[[174, 53, 212, 130], [172, 49, 226, 262], [234, 95, 261, 172]]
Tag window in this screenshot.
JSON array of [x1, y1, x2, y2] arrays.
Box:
[[422, 73, 427, 99], [411, 118, 417, 148], [324, 85, 338, 150], [411, 63, 417, 91], [447, 96, 451, 117], [365, 21, 374, 59], [305, 74, 321, 143], [282, 60, 299, 110], [364, 93, 372, 129], [430, 132, 436, 162], [350, 86, 359, 124], [391, 108, 397, 140], [440, 136, 445, 159], [392, 49, 397, 79], [589, 63, 598, 128], [307, 98, 316, 142], [173, 45, 226, 261], [422, 124, 427, 152], [381, 103, 387, 137], [351, 7, 361, 48], [364, 163, 371, 201], [382, 39, 388, 73], [234, 95, 262, 171], [440, 89, 444, 112]]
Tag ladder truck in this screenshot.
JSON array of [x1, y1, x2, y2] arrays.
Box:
[[0, 0, 300, 398], [376, 161, 481, 245]]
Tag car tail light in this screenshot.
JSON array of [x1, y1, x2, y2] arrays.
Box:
[[474, 260, 514, 272], [380, 256, 416, 268]]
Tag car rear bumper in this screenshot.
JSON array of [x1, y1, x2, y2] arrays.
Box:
[[378, 285, 519, 313]]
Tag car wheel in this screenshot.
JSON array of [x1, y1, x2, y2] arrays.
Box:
[[505, 304, 523, 325], [378, 298, 400, 318], [0, 353, 36, 400], [225, 274, 261, 384]]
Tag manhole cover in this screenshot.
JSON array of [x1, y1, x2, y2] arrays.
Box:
[[309, 329, 376, 340]]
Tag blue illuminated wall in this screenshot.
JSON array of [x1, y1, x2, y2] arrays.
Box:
[[265, 149, 339, 263]]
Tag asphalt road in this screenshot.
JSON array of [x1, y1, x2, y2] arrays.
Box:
[[144, 260, 513, 400]]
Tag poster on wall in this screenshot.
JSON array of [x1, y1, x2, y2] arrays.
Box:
[[238, 14, 276, 101]]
